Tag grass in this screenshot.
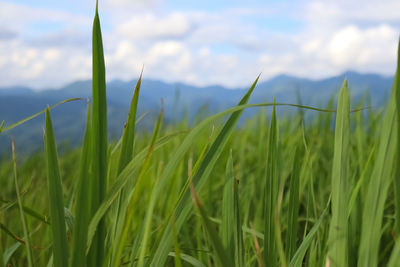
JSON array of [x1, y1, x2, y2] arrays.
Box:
[[1, 1, 400, 267]]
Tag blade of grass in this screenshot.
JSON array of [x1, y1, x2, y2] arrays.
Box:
[[44, 108, 68, 267], [264, 102, 278, 266], [11, 139, 33, 267], [328, 79, 350, 267], [221, 150, 235, 258], [69, 103, 91, 267], [167, 252, 206, 267], [285, 147, 301, 261], [358, 42, 400, 267], [289, 200, 329, 267], [112, 104, 163, 267], [149, 75, 260, 266], [111, 71, 143, 260], [394, 39, 400, 235], [0, 98, 82, 133], [88, 1, 108, 265], [190, 184, 234, 267]]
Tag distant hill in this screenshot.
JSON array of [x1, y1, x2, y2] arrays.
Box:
[[0, 71, 393, 155]]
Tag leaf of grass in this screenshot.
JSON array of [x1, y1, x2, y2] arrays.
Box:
[[264, 102, 278, 266], [88, 1, 108, 265], [44, 108, 68, 267], [393, 39, 400, 235], [191, 184, 234, 267], [328, 79, 350, 267], [112, 104, 164, 267], [289, 200, 329, 267], [69, 103, 91, 267], [221, 150, 235, 257], [149, 75, 260, 267], [0, 98, 82, 133], [358, 42, 399, 267], [286, 147, 301, 261], [11, 139, 33, 267]]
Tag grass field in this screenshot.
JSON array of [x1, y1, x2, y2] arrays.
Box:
[[1, 2, 400, 267]]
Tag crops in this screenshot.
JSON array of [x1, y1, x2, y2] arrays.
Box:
[[1, 2, 400, 267]]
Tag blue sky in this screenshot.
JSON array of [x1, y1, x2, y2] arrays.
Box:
[[0, 0, 399, 89]]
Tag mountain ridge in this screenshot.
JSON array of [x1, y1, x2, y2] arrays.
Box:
[[0, 71, 394, 155]]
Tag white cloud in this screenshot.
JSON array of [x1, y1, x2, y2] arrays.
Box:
[[117, 13, 192, 40], [0, 0, 399, 89]]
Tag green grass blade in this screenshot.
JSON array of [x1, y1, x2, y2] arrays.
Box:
[[3, 242, 21, 266], [69, 103, 91, 267], [221, 150, 235, 258], [264, 103, 278, 266], [358, 43, 400, 267], [111, 71, 143, 260], [191, 185, 234, 267], [11, 139, 33, 267], [328, 79, 350, 267], [388, 237, 400, 267], [88, 1, 108, 265], [0, 98, 82, 133], [117, 70, 142, 173], [112, 105, 163, 267], [285, 147, 301, 261], [289, 201, 329, 267], [149, 75, 260, 267], [167, 252, 206, 267], [233, 158, 244, 267], [222, 150, 244, 266], [394, 40, 400, 235], [44, 108, 68, 267], [86, 132, 183, 253]]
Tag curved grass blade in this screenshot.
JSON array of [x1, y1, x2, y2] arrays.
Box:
[[0, 98, 82, 133], [289, 200, 329, 267], [191, 184, 234, 267], [11, 139, 33, 267], [167, 252, 206, 267], [149, 75, 260, 267], [328, 79, 350, 267], [44, 108, 68, 267]]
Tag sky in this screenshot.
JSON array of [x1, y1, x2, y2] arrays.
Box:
[[0, 0, 399, 89]]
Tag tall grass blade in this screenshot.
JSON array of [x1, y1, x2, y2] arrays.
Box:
[[221, 150, 235, 257], [358, 43, 399, 266], [88, 1, 108, 265], [264, 103, 278, 266], [393, 39, 400, 235], [44, 108, 68, 267], [285, 147, 301, 261], [69, 103, 91, 267], [191, 184, 234, 267], [112, 104, 163, 267], [328, 79, 350, 267], [11, 139, 33, 267]]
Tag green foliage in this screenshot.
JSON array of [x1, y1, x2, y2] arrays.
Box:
[[1, 2, 400, 267]]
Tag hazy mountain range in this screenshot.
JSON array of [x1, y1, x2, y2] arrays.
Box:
[[0, 71, 393, 156]]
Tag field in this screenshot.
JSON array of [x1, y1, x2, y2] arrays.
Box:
[[1, 2, 400, 267]]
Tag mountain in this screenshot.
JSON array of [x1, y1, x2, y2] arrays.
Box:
[[0, 71, 394, 155]]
